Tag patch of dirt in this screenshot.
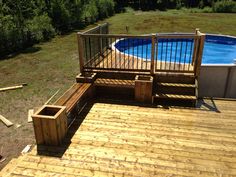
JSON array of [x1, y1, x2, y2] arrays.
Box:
[[0, 122, 35, 170]]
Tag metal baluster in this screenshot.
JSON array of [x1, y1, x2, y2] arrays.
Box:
[[146, 39, 148, 69], [179, 40, 183, 71], [128, 38, 130, 69], [160, 41, 163, 70], [155, 38, 158, 71], [165, 39, 168, 70], [136, 39, 139, 70], [132, 38, 135, 69], [141, 39, 144, 70], [89, 37, 92, 67], [84, 38, 88, 67], [174, 41, 178, 70], [169, 39, 173, 70], [114, 38, 116, 69], [106, 36, 109, 68]]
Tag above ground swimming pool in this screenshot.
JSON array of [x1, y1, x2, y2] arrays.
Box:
[[114, 34, 236, 65]]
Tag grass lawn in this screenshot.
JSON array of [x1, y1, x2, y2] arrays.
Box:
[[0, 9, 236, 169]]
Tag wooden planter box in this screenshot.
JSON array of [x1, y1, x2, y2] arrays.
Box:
[[76, 72, 97, 83], [32, 105, 67, 146], [135, 75, 153, 103]]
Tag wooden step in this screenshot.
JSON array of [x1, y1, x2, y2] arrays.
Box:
[[157, 82, 196, 88], [95, 78, 135, 88], [153, 93, 196, 100], [156, 74, 195, 84]]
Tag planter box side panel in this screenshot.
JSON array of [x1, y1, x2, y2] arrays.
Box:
[[41, 118, 59, 146], [32, 117, 44, 145], [56, 109, 67, 144]]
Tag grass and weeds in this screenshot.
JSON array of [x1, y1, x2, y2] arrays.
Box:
[[1, 9, 236, 169], [106, 8, 236, 35]]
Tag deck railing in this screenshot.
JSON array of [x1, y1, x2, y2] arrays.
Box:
[[77, 23, 205, 76]]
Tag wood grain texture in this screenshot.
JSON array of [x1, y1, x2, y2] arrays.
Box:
[[27, 109, 34, 123], [2, 99, 236, 176], [0, 115, 13, 127], [32, 105, 67, 146], [95, 78, 135, 88]]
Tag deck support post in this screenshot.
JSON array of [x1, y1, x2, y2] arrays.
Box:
[[151, 34, 156, 75], [77, 32, 85, 74], [135, 75, 153, 103]]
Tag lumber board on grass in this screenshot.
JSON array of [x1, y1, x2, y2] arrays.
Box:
[[0, 115, 13, 127], [0, 83, 27, 92], [27, 109, 34, 123]]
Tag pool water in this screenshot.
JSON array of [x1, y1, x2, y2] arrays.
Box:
[[203, 36, 236, 64], [115, 35, 236, 65]]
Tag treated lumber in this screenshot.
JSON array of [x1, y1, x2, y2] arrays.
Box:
[[157, 82, 196, 88], [65, 84, 92, 113], [27, 109, 34, 123], [21, 145, 32, 154], [154, 93, 196, 100], [0, 83, 27, 92], [54, 84, 81, 106], [2, 100, 236, 176], [95, 78, 135, 88], [0, 115, 13, 127]]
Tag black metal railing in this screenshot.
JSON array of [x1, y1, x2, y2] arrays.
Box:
[[78, 24, 205, 76], [81, 35, 152, 71], [155, 35, 196, 73]]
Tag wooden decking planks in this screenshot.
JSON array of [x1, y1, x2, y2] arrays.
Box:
[[85, 49, 194, 72], [1, 99, 236, 176]]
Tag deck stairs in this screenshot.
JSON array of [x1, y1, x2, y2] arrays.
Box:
[[152, 74, 198, 106]]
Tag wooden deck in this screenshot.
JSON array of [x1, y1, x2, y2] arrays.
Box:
[[1, 99, 236, 176]]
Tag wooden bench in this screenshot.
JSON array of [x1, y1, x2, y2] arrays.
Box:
[[54, 83, 93, 113]]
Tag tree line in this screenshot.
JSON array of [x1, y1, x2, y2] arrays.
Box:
[[0, 0, 115, 57], [1, 0, 235, 57], [115, 0, 236, 11]]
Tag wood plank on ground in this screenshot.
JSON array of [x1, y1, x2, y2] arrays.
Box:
[[0, 115, 13, 127], [27, 109, 34, 123]]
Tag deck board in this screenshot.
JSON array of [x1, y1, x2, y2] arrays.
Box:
[[1, 99, 236, 176], [85, 49, 194, 72]]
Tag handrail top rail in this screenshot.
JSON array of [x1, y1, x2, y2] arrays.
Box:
[[77, 33, 153, 38], [80, 23, 109, 35], [78, 33, 200, 39]]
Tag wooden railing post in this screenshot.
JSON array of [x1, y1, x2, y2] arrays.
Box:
[[77, 32, 84, 74], [151, 34, 156, 75], [194, 29, 205, 77], [192, 29, 200, 65]]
